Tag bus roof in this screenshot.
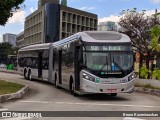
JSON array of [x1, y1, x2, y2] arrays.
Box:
[[19, 31, 131, 52], [79, 31, 131, 43], [53, 31, 131, 47], [19, 43, 51, 52]]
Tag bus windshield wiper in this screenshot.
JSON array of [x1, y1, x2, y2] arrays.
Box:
[[113, 57, 124, 72], [97, 56, 108, 74]]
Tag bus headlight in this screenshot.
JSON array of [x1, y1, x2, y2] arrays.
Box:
[[128, 73, 134, 81], [83, 72, 95, 82]]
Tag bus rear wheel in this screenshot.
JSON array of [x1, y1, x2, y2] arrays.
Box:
[[70, 81, 77, 96], [28, 70, 32, 81], [55, 75, 60, 89], [111, 93, 117, 96], [24, 70, 27, 80]]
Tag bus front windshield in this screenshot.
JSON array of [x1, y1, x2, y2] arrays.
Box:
[[83, 46, 134, 71]]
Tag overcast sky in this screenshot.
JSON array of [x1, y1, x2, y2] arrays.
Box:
[[0, 0, 160, 42]]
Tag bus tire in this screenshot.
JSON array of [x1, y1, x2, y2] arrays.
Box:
[[70, 80, 77, 96], [24, 69, 27, 80], [111, 93, 117, 96], [55, 74, 60, 89], [28, 70, 32, 81]]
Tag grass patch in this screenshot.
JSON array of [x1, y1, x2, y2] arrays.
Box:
[[0, 80, 24, 95], [135, 84, 160, 90]]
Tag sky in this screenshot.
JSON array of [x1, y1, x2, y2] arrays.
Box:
[[0, 0, 160, 42]]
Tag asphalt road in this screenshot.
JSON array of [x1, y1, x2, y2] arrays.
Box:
[[0, 72, 160, 120]]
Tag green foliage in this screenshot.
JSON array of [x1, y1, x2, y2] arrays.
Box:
[[0, 42, 14, 56], [150, 25, 160, 38], [149, 25, 160, 52], [0, 80, 24, 95], [0, 0, 25, 25], [139, 66, 150, 79], [149, 37, 160, 52], [0, 43, 19, 64], [152, 68, 160, 80]]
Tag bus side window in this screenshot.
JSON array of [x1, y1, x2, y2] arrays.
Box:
[[42, 50, 49, 70]]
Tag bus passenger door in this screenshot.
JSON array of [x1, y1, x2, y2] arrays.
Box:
[[75, 46, 81, 91], [38, 52, 43, 78], [58, 50, 62, 84]]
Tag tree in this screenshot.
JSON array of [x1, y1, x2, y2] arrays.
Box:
[[0, 42, 13, 56], [0, 0, 25, 26], [118, 9, 160, 69], [149, 25, 160, 53]]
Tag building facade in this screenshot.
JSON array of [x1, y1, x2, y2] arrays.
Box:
[[23, 0, 97, 46], [3, 33, 17, 47], [98, 21, 117, 31], [16, 32, 24, 48], [24, 6, 45, 46]]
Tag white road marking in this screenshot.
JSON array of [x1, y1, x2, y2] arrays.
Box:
[[55, 102, 160, 109], [20, 100, 160, 109], [0, 108, 9, 111], [123, 117, 145, 120], [20, 101, 53, 104]]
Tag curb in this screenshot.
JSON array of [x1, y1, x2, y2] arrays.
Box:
[[134, 87, 160, 96], [0, 69, 17, 74], [0, 85, 29, 103]]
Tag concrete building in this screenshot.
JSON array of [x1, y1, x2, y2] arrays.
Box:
[[16, 32, 24, 48], [38, 0, 59, 8], [3, 33, 17, 47], [98, 21, 117, 31], [24, 0, 97, 46]]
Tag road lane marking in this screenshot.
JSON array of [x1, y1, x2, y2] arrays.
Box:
[[0, 108, 9, 111], [55, 102, 160, 109], [20, 101, 53, 104], [21, 100, 160, 109]]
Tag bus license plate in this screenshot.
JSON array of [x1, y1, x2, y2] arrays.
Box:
[[106, 89, 117, 93]]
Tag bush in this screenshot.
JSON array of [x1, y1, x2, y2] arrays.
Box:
[[139, 66, 150, 79], [152, 68, 160, 80]]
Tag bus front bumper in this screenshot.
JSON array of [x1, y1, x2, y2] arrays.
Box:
[[81, 79, 135, 94]]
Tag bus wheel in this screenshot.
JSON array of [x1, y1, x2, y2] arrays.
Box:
[[24, 70, 27, 80], [70, 81, 77, 96], [28, 70, 32, 81], [55, 75, 60, 89], [111, 93, 117, 96]]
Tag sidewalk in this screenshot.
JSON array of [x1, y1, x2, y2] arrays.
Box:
[[134, 78, 160, 96], [0, 69, 17, 74], [0, 85, 29, 103]]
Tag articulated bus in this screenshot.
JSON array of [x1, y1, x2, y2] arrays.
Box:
[[18, 31, 135, 96]]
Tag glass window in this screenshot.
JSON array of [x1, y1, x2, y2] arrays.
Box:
[[111, 53, 133, 71], [83, 52, 111, 71], [83, 51, 133, 71], [42, 50, 49, 70]]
